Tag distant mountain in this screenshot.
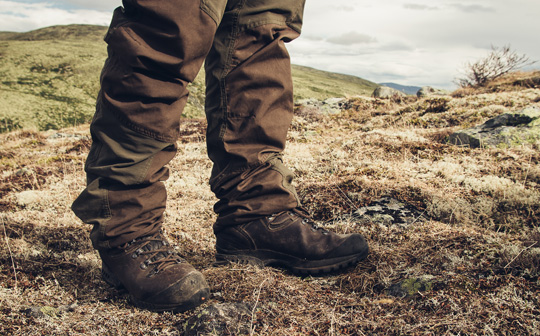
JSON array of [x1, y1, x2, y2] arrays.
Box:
[[379, 82, 422, 95]]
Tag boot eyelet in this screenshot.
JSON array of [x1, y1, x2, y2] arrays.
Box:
[[140, 263, 148, 269], [131, 253, 138, 259]]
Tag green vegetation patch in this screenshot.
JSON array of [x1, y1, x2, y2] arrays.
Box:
[[0, 38, 104, 132], [292, 64, 377, 100]]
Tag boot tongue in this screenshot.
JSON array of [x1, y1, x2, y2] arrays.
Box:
[[142, 239, 169, 262]]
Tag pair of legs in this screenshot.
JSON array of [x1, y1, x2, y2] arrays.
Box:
[[72, 0, 303, 248], [72, 0, 368, 312]]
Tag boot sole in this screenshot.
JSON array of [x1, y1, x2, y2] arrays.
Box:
[[215, 247, 368, 275], [102, 263, 209, 313]]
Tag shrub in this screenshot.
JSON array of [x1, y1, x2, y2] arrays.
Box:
[[456, 45, 536, 88]]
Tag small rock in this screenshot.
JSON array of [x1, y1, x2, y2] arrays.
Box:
[[183, 303, 253, 336], [416, 86, 449, 98], [23, 306, 45, 318], [23, 306, 60, 318], [353, 197, 428, 228], [296, 97, 347, 114], [372, 86, 406, 99], [15, 168, 33, 176], [16, 190, 43, 206]]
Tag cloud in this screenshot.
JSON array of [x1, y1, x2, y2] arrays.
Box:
[[379, 42, 415, 52], [450, 3, 496, 13], [403, 4, 439, 10], [302, 35, 325, 42], [335, 5, 355, 12], [326, 31, 377, 45], [13, 0, 115, 11], [0, 1, 111, 32]]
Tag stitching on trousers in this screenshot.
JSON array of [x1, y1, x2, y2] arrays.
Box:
[[218, 0, 248, 141]]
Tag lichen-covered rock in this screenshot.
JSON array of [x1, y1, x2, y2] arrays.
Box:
[[22, 303, 77, 319], [353, 197, 428, 228], [447, 106, 540, 148], [296, 97, 347, 114], [372, 86, 406, 99], [183, 303, 253, 336], [416, 86, 449, 98], [387, 276, 435, 298]]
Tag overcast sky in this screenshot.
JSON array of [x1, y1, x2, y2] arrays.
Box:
[[2, 0, 539, 89]]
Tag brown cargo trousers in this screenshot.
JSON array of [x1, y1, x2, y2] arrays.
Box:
[[71, 0, 306, 249]]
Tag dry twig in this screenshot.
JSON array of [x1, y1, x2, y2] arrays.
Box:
[[1, 215, 18, 289]]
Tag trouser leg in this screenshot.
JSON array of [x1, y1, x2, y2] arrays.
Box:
[[205, 0, 306, 231], [72, 106, 176, 249], [72, 0, 225, 249]]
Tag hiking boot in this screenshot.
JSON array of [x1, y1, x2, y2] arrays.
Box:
[[99, 231, 209, 312], [215, 208, 369, 275]]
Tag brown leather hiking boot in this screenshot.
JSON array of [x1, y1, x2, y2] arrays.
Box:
[[99, 232, 209, 312], [215, 208, 369, 275]]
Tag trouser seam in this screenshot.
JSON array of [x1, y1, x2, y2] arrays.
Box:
[[217, 0, 248, 142], [136, 154, 154, 184], [200, 0, 221, 26], [100, 189, 112, 250]]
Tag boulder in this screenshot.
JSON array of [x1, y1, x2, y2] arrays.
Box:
[[372, 86, 406, 99], [447, 106, 540, 148], [416, 86, 449, 98], [296, 97, 347, 114]]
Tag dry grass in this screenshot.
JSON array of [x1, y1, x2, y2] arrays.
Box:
[[1, 73, 540, 335]]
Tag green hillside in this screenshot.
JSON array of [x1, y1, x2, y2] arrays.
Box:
[[0, 24, 376, 133], [292, 64, 377, 99]]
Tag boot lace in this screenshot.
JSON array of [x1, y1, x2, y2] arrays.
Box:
[[123, 232, 185, 276], [288, 208, 330, 234]]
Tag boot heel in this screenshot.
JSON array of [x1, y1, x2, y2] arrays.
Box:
[[101, 262, 124, 289]]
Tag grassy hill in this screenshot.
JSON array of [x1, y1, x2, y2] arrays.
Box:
[[0, 24, 106, 41], [0, 24, 377, 133], [0, 26, 106, 133], [292, 64, 377, 99]]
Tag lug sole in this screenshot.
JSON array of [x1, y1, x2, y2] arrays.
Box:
[[130, 287, 210, 313], [215, 247, 368, 275]]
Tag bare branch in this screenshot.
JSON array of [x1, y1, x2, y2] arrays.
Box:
[[456, 45, 537, 87]]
